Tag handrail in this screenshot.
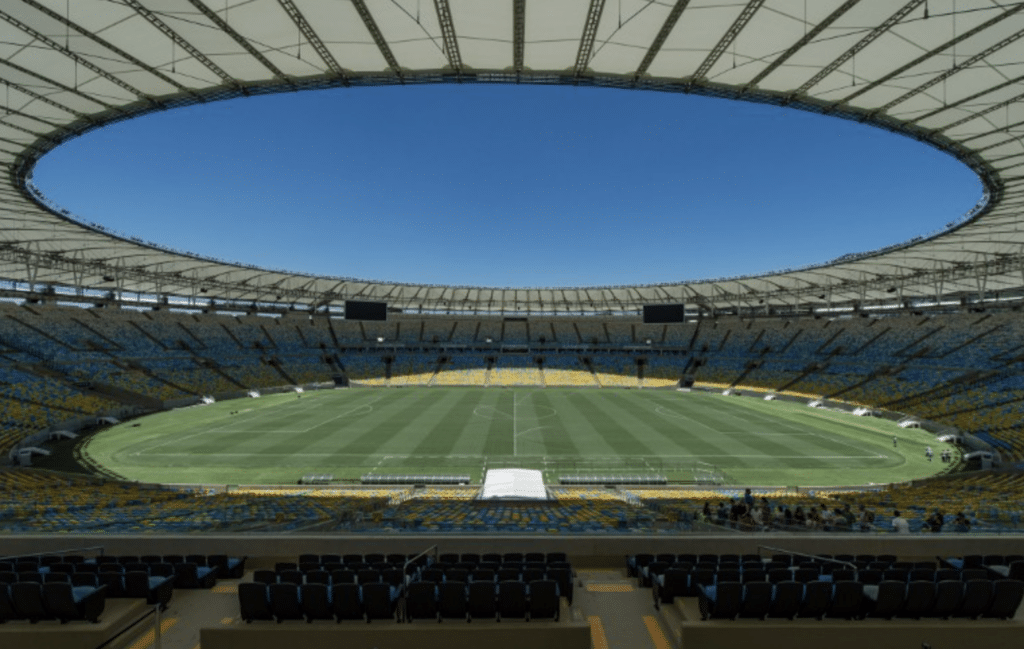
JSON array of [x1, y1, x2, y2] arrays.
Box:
[[757, 544, 857, 570], [401, 544, 439, 596], [0, 545, 106, 562]]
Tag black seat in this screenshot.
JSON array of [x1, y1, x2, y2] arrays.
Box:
[[186, 554, 208, 567], [238, 583, 272, 622], [71, 573, 99, 588], [468, 581, 497, 621], [208, 554, 247, 579], [738, 581, 772, 619], [768, 581, 802, 619], [279, 570, 304, 586], [525, 553, 545, 563], [364, 554, 385, 565], [547, 567, 573, 605], [699, 581, 742, 620], [406, 581, 439, 622], [331, 582, 363, 621], [253, 570, 277, 585], [306, 570, 330, 585], [498, 580, 527, 620], [439, 553, 459, 565], [472, 568, 494, 583], [828, 580, 863, 619], [983, 579, 1024, 619], [439, 581, 468, 620], [43, 572, 71, 584], [900, 580, 935, 618], [363, 582, 396, 622], [11, 582, 49, 623], [331, 570, 356, 585], [461, 553, 481, 565], [269, 583, 303, 622], [175, 562, 218, 589], [654, 569, 690, 605], [124, 571, 174, 609], [928, 580, 963, 618], [798, 580, 831, 620], [864, 581, 905, 619], [298, 554, 319, 566], [97, 572, 125, 598], [957, 579, 993, 619], [528, 579, 559, 620], [300, 583, 333, 622]]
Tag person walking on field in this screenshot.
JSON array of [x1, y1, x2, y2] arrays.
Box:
[[893, 436, 898, 448]]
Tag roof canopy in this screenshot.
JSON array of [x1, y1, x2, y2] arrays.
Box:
[[0, 0, 1022, 314]]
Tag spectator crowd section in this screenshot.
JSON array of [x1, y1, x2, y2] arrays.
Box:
[[2, 303, 1024, 452], [6, 468, 1024, 535], [2, 301, 1024, 525]]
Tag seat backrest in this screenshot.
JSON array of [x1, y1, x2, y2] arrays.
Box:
[[930, 579, 963, 618], [768, 581, 802, 619], [528, 579, 559, 619], [468, 581, 496, 617], [331, 582, 363, 620], [985, 579, 1024, 619], [362, 582, 394, 620], [300, 583, 332, 620], [268, 583, 303, 620], [498, 580, 527, 618]]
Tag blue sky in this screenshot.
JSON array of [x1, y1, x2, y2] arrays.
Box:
[[33, 84, 980, 289]]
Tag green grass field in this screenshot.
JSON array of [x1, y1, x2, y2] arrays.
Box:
[[81, 387, 954, 487]]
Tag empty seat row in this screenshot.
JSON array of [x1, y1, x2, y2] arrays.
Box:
[[1, 554, 243, 575], [255, 568, 403, 589], [406, 579, 559, 622], [239, 582, 398, 623], [0, 581, 106, 624], [696, 579, 1023, 621]]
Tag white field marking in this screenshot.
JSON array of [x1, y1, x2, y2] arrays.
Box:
[[132, 394, 383, 456], [473, 405, 514, 421], [751, 409, 887, 459], [294, 394, 385, 433]]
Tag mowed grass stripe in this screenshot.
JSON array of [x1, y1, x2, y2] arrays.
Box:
[[600, 392, 719, 458], [332, 390, 439, 455], [529, 391, 584, 457], [638, 393, 777, 461], [682, 394, 890, 465], [548, 391, 621, 458], [449, 390, 504, 457], [567, 392, 659, 458], [481, 391, 514, 457], [609, 392, 788, 468], [405, 389, 486, 460], [251, 392, 392, 458]]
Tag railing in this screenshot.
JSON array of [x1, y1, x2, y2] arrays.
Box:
[[757, 544, 857, 570], [0, 544, 106, 562]]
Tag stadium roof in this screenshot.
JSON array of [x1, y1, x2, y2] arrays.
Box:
[[1, 0, 1023, 315]]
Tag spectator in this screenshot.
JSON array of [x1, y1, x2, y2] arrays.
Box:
[[702, 501, 712, 522], [926, 510, 944, 533], [891, 510, 910, 534], [743, 488, 755, 509], [793, 506, 806, 526], [953, 512, 971, 533]]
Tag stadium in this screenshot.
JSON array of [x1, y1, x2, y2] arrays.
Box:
[[1, 1, 1024, 648]]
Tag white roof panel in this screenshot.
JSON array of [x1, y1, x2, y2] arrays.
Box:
[[0, 0, 1019, 314]]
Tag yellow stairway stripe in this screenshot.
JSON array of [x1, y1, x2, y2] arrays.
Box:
[[588, 615, 609, 649], [643, 614, 672, 649], [128, 617, 177, 649], [211, 585, 236, 594], [586, 583, 634, 592]]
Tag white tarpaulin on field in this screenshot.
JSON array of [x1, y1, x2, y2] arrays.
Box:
[[479, 469, 549, 501]]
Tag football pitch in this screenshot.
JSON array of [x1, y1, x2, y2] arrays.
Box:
[[81, 387, 952, 487]]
